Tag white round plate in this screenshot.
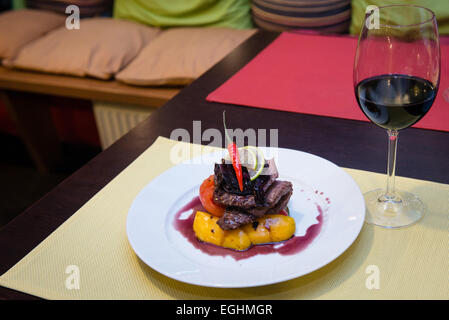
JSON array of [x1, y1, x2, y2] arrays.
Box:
[[127, 147, 365, 288]]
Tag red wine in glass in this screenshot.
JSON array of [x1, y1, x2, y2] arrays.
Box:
[[356, 74, 437, 130], [354, 5, 440, 228]]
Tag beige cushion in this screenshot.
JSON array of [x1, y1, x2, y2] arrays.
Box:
[[8, 18, 160, 80], [116, 27, 257, 86], [0, 9, 65, 62]]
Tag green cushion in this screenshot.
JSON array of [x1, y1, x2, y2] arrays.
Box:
[[114, 0, 253, 29], [350, 1, 449, 35], [12, 0, 26, 9]]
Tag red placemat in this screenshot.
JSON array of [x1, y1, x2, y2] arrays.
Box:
[[207, 32, 449, 132]]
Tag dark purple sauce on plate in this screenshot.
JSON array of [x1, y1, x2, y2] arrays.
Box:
[[173, 196, 324, 261]]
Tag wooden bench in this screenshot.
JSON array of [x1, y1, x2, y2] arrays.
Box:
[[0, 66, 180, 172]]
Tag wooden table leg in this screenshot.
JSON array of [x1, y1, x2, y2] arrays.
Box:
[[0, 90, 62, 172]]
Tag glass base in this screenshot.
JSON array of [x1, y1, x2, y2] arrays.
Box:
[[364, 189, 425, 229]]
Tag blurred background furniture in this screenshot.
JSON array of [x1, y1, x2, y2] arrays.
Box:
[[0, 0, 448, 227], [252, 0, 351, 33], [2, 0, 448, 167]]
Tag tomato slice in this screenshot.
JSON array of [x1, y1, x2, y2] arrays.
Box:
[[199, 175, 225, 217]]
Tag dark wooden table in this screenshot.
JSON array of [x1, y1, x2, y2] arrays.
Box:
[[1, 31, 448, 300]]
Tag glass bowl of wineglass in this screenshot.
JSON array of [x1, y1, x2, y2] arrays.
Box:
[[354, 5, 440, 228]]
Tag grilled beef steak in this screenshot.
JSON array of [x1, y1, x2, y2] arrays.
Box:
[[217, 210, 257, 231], [214, 181, 292, 214], [213, 188, 257, 209], [212, 157, 293, 230], [216, 181, 293, 230], [214, 159, 279, 203], [244, 181, 293, 217]]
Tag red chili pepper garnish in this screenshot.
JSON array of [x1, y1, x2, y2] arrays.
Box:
[[228, 142, 244, 192], [223, 111, 244, 192]]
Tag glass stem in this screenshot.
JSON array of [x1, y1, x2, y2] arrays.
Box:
[[385, 129, 399, 200]]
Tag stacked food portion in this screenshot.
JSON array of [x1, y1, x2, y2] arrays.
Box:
[[214, 158, 293, 230], [194, 146, 295, 251]]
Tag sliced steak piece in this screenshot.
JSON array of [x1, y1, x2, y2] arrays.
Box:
[[265, 180, 292, 207], [246, 181, 293, 217], [265, 189, 292, 215], [252, 159, 279, 203], [213, 178, 291, 209], [213, 188, 257, 209], [216, 181, 293, 230], [214, 180, 293, 217], [217, 210, 257, 230]]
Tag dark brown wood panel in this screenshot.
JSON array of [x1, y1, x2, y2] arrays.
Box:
[[0, 66, 180, 108]]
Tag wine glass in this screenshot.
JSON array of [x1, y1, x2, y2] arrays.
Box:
[[354, 5, 440, 228]]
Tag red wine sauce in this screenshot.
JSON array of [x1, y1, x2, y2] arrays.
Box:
[[173, 196, 324, 261]]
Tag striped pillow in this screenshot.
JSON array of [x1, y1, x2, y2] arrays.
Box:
[[252, 0, 351, 33]]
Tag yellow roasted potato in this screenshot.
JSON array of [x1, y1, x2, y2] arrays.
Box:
[[222, 228, 252, 251], [193, 211, 295, 251], [242, 221, 271, 245], [193, 211, 225, 246], [259, 215, 296, 243]]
